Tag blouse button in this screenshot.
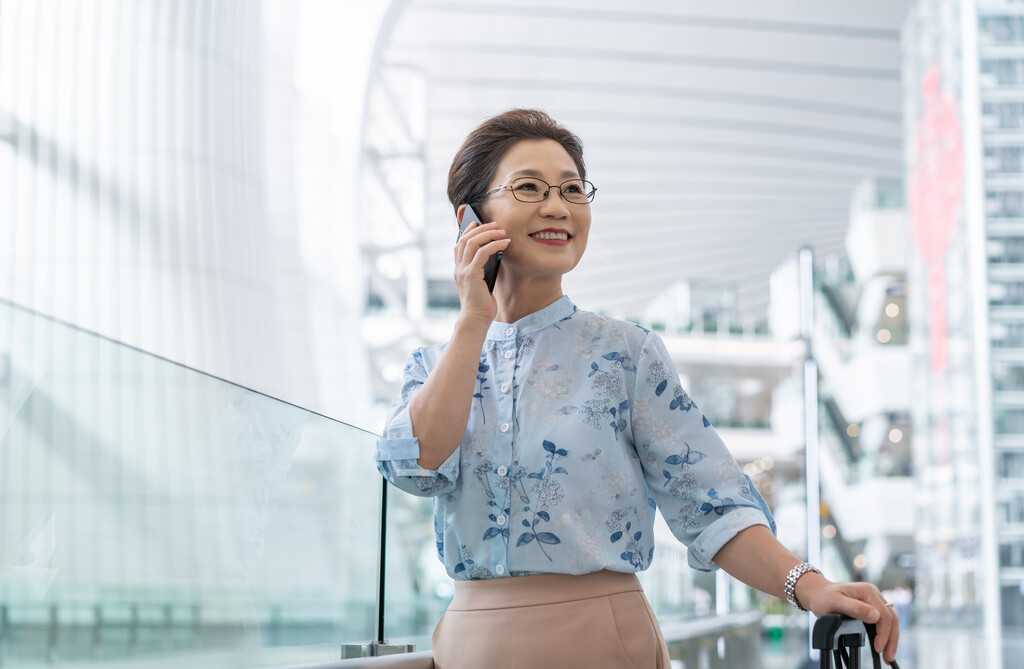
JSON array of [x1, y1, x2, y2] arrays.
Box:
[[497, 515, 507, 526], [504, 350, 514, 359], [500, 423, 510, 433], [500, 383, 510, 393], [505, 327, 514, 336], [497, 465, 508, 476], [495, 564, 505, 575]]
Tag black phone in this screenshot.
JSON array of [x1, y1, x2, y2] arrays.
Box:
[[456, 204, 502, 293]]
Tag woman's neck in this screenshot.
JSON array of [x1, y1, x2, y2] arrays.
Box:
[[492, 276, 564, 324]]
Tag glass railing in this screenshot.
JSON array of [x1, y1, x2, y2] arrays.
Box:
[[0, 298, 383, 667]]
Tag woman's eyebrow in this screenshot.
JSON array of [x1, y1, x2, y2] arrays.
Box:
[[509, 168, 581, 179]]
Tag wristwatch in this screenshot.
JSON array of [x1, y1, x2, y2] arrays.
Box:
[[785, 562, 821, 612]]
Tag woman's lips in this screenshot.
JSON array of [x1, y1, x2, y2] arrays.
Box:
[[529, 230, 571, 246]]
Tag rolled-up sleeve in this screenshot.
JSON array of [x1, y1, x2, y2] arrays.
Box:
[[375, 349, 460, 497], [630, 332, 777, 572]]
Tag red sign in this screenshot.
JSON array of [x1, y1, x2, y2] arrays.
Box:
[[908, 64, 963, 374]]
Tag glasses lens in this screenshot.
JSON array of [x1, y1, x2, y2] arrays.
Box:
[[509, 177, 547, 202], [559, 179, 594, 204]]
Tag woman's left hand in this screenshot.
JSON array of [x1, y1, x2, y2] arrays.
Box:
[[803, 579, 900, 664]]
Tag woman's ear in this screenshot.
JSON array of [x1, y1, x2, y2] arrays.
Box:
[[456, 202, 489, 227]]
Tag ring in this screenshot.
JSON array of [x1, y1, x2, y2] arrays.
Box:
[[885, 602, 895, 607]]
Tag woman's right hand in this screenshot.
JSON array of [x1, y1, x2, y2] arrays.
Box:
[[408, 217, 508, 470], [453, 215, 510, 326]]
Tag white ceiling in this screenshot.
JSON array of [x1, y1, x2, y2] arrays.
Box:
[[377, 0, 917, 321]]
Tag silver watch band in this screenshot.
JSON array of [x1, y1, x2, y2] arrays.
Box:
[[785, 562, 821, 611]]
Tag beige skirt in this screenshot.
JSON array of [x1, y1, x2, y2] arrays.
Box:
[[431, 570, 672, 669]]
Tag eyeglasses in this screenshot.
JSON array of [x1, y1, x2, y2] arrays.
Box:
[[482, 177, 597, 205]]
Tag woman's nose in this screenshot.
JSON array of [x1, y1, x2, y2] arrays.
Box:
[[539, 189, 570, 217]]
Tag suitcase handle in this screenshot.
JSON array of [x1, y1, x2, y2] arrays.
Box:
[[811, 614, 901, 669]]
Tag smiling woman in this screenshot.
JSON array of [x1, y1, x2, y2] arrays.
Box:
[[374, 109, 901, 668]]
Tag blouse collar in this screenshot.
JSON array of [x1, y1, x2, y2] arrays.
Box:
[[486, 295, 578, 341]]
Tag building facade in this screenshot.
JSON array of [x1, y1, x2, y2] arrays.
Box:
[[905, 0, 1024, 665]]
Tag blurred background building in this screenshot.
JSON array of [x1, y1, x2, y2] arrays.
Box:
[[2, 0, 1023, 667]]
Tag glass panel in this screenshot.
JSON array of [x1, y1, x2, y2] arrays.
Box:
[[637, 542, 718, 620], [0, 298, 381, 666], [381, 490, 446, 650]]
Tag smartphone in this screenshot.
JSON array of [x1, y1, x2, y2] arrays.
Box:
[[456, 204, 502, 293]]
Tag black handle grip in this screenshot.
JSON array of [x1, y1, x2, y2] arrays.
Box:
[[811, 614, 900, 669]]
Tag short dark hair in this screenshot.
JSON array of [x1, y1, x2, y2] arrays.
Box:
[[447, 109, 586, 218]]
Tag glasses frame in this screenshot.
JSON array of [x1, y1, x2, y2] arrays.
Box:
[[481, 177, 597, 205]]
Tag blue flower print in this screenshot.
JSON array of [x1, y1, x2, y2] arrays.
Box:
[[609, 400, 629, 439], [517, 440, 568, 561], [479, 463, 526, 552], [553, 306, 578, 329], [645, 360, 670, 397], [662, 443, 709, 497], [474, 355, 490, 423], [665, 443, 707, 468], [473, 459, 496, 499], [699, 489, 735, 517], [580, 358, 630, 440], [601, 350, 637, 372], [579, 399, 606, 429], [435, 517, 447, 561], [453, 544, 491, 579], [411, 476, 450, 495], [660, 383, 712, 425], [606, 508, 649, 568], [483, 499, 511, 546], [668, 385, 696, 412], [398, 350, 428, 403]]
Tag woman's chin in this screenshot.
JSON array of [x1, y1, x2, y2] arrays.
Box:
[[498, 265, 574, 286]]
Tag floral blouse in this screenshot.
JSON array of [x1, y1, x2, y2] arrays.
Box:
[[376, 296, 776, 580]]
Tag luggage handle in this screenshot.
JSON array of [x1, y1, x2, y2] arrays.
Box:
[[811, 614, 901, 669]]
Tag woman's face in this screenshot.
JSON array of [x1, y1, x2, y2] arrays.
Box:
[[479, 138, 591, 282]]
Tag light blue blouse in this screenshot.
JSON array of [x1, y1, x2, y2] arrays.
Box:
[[376, 296, 776, 580]]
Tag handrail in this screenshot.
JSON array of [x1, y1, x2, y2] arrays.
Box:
[[819, 282, 857, 336], [659, 609, 763, 641]]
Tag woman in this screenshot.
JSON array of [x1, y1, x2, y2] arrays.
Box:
[[375, 109, 899, 668]]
